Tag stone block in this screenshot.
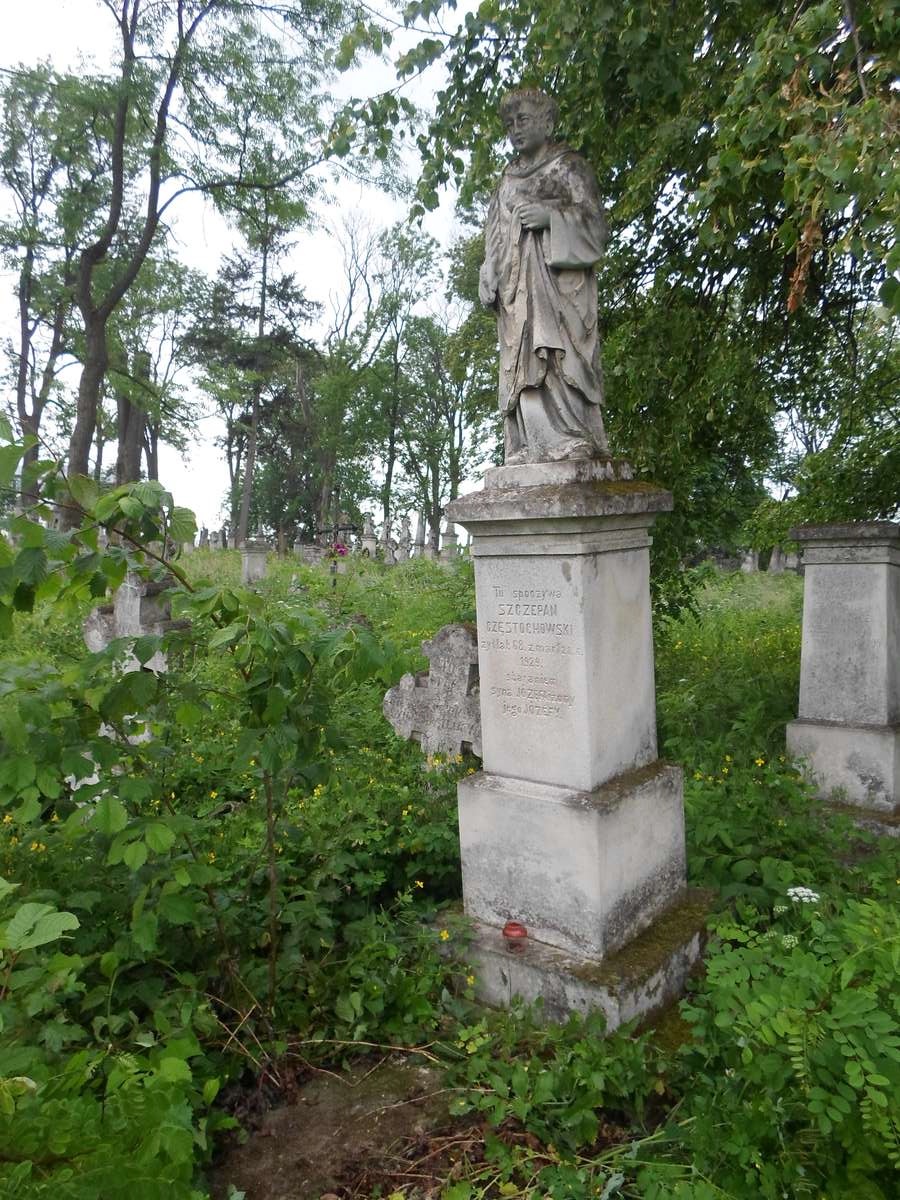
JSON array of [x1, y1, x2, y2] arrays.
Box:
[[241, 538, 269, 585], [787, 718, 899, 813], [458, 762, 686, 959], [793, 522, 899, 728], [460, 889, 711, 1030], [447, 481, 671, 792]]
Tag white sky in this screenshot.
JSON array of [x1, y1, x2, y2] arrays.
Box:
[[0, 0, 468, 531]]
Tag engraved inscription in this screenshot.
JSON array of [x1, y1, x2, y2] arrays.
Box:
[[480, 580, 579, 720]]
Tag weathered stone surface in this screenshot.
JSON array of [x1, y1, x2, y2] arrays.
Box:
[[458, 762, 686, 959], [446, 481, 671, 793], [447, 471, 692, 1023], [383, 624, 482, 759], [83, 572, 182, 673], [459, 889, 710, 1030], [480, 88, 609, 463], [296, 543, 326, 565], [241, 537, 269, 585], [787, 521, 899, 814]]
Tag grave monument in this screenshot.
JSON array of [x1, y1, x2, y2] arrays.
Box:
[[445, 88, 707, 1026], [241, 535, 269, 585], [786, 522, 899, 828]]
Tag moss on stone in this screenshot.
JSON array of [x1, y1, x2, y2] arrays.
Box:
[[571, 888, 714, 991]]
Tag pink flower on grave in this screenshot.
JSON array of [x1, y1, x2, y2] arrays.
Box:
[[332, 542, 349, 557]]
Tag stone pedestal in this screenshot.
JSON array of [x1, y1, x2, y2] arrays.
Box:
[[446, 459, 706, 1027], [241, 538, 269, 585], [786, 522, 899, 817]]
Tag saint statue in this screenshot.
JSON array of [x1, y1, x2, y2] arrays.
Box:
[[479, 89, 609, 464]]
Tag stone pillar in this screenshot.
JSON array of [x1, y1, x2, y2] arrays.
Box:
[[786, 523, 899, 816], [413, 514, 426, 558], [241, 537, 269, 585], [446, 458, 707, 1028], [440, 520, 458, 562]]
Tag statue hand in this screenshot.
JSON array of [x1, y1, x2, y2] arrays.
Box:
[[478, 263, 498, 307], [517, 202, 551, 230]]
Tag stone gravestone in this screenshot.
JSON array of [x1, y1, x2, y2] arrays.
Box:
[[83, 572, 183, 674], [440, 520, 458, 562], [361, 514, 378, 558], [241, 535, 269, 585], [441, 87, 706, 1028], [413, 514, 426, 558], [198, 527, 209, 549], [210, 530, 221, 551], [396, 516, 412, 562], [383, 624, 482, 759], [739, 549, 758, 573], [786, 522, 899, 828]]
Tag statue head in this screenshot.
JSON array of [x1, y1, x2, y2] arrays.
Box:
[[500, 88, 559, 155]]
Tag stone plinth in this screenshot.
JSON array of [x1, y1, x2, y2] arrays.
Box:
[[446, 463, 704, 1027], [458, 762, 686, 960], [448, 464, 669, 792], [460, 889, 711, 1027], [786, 522, 899, 814], [241, 538, 269, 585]]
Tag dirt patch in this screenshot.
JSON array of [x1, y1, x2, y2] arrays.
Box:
[[207, 1055, 461, 1200]]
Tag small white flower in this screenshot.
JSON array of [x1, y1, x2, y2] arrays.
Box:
[[786, 886, 820, 904], [781, 934, 799, 949], [773, 904, 788, 915]]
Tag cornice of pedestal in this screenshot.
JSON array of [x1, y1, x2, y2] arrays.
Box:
[[447, 463, 673, 532], [790, 521, 900, 567]]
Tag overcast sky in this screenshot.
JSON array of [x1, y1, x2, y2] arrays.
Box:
[[0, 0, 466, 531]]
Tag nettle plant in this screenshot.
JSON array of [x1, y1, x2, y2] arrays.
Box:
[[0, 424, 405, 1191]]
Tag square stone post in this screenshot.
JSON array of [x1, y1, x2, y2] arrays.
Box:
[[786, 522, 899, 817], [241, 537, 269, 585], [446, 460, 708, 1027]]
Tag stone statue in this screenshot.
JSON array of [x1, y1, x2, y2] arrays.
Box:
[[397, 515, 412, 561], [479, 88, 609, 464]]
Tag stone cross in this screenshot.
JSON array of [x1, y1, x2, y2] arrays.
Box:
[[383, 624, 482, 759]]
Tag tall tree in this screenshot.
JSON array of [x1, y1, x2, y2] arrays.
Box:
[[59, 0, 350, 517], [0, 65, 92, 494]]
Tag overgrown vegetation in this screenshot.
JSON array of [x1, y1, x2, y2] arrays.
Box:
[[1, 446, 897, 1197]]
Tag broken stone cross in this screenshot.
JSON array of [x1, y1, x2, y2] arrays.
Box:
[[383, 624, 482, 759]]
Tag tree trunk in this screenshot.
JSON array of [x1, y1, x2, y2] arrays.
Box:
[[143, 421, 160, 480], [236, 225, 269, 546], [115, 389, 145, 484], [68, 319, 107, 481]]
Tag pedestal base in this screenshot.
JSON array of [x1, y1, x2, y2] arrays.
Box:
[[787, 718, 899, 813], [459, 762, 686, 960], [464, 890, 711, 1029]]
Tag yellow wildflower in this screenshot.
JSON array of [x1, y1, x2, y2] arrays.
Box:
[[755, 757, 766, 767], [209, 790, 218, 799], [466, 974, 475, 986], [2, 813, 12, 824], [439, 929, 450, 942], [414, 880, 424, 889], [207, 851, 216, 863]]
